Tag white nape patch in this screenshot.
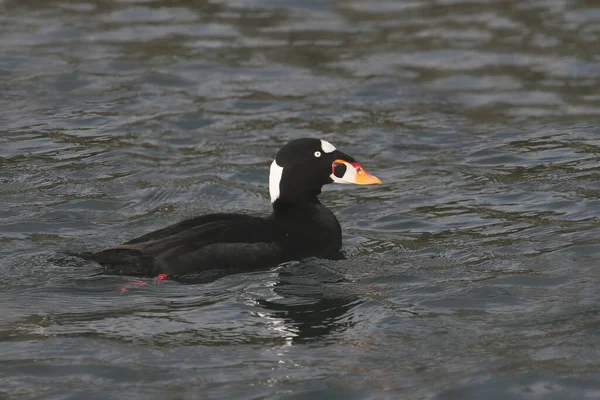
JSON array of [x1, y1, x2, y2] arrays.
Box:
[[320, 140, 336, 153], [269, 160, 284, 203]]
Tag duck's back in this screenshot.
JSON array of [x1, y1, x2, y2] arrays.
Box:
[[90, 213, 285, 277]]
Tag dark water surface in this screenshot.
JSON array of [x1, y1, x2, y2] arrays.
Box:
[[2, 0, 600, 398]]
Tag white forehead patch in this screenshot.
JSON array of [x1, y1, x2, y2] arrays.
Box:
[[269, 160, 284, 203], [320, 140, 336, 153]]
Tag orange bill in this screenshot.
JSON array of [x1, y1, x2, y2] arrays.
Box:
[[332, 160, 382, 185]]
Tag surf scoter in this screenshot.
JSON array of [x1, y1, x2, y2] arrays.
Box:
[[83, 138, 381, 277]]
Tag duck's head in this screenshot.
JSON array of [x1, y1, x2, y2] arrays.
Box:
[[269, 138, 381, 204]]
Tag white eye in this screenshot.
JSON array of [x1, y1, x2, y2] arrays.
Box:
[[314, 151, 322, 158]]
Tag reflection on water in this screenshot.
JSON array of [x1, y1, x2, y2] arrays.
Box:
[[1, 0, 600, 398], [256, 260, 361, 344]]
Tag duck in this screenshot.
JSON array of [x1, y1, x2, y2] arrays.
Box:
[[81, 138, 381, 278]]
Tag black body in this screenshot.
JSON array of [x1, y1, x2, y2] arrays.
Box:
[[90, 202, 342, 277]]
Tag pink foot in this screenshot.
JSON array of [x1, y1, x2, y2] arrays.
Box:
[[120, 274, 168, 295]]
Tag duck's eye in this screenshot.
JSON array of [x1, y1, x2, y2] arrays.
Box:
[[314, 151, 322, 158]]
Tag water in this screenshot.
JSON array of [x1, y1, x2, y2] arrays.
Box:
[[1, 0, 600, 398]]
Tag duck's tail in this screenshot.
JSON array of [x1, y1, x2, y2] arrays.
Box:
[[67, 248, 157, 277]]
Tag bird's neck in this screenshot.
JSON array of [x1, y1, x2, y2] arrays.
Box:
[[271, 196, 321, 214], [270, 197, 342, 259], [270, 197, 340, 237]]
